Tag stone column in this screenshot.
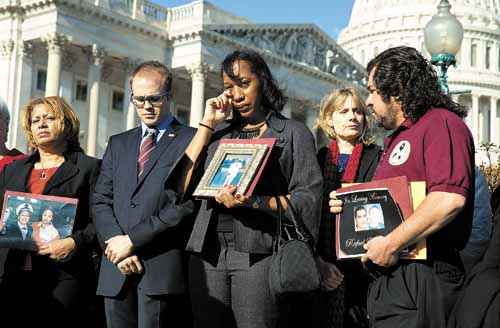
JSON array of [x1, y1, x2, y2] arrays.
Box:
[[187, 63, 208, 127], [122, 58, 139, 130], [491, 96, 498, 146], [0, 40, 14, 98], [472, 94, 480, 144], [43, 33, 67, 97], [461, 37, 471, 68], [86, 45, 106, 156], [0, 40, 15, 149], [478, 40, 487, 69], [11, 41, 34, 152], [496, 43, 500, 73]]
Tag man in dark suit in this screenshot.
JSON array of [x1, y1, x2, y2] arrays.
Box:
[[10, 203, 34, 240], [92, 61, 196, 327]]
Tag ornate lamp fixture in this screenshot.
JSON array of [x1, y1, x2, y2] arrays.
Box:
[[424, 0, 464, 94]]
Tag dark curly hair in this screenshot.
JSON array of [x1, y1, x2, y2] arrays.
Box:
[[366, 46, 467, 122], [221, 49, 287, 113]]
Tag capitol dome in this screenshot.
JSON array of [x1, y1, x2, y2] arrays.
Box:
[[339, 0, 500, 163]]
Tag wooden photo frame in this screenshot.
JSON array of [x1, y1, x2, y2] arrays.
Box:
[[193, 138, 276, 198]]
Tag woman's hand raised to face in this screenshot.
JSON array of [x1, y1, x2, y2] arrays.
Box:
[[202, 91, 233, 127]]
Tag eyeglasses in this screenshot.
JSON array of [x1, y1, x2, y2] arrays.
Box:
[[131, 92, 169, 108]]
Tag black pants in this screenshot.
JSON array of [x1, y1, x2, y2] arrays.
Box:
[[0, 270, 99, 328], [367, 259, 465, 328], [189, 232, 278, 328], [104, 276, 189, 328]]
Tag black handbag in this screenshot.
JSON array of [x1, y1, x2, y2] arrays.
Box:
[[269, 196, 320, 297]]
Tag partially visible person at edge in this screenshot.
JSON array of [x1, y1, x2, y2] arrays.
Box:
[[178, 49, 323, 328], [0, 96, 102, 327], [459, 167, 492, 274], [329, 46, 474, 328], [0, 97, 25, 171], [447, 183, 500, 328], [315, 87, 381, 328]]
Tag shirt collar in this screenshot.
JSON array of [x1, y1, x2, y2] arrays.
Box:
[[400, 118, 413, 129], [387, 117, 413, 138], [383, 117, 413, 150], [141, 114, 173, 137]]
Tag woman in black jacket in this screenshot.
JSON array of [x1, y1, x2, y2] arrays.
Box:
[[315, 88, 381, 328], [181, 49, 323, 328], [0, 96, 101, 327]]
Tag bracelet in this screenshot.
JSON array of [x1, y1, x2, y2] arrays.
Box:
[[250, 195, 266, 209], [199, 122, 215, 131]]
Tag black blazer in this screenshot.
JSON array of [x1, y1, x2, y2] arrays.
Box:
[[5, 223, 33, 240], [91, 119, 196, 297], [186, 111, 323, 255], [0, 150, 101, 281]]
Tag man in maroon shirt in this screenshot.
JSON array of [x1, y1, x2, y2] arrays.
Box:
[[330, 46, 475, 328]]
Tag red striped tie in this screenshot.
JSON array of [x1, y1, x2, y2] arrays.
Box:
[[138, 128, 158, 177]]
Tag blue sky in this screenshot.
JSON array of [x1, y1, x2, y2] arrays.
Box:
[[154, 0, 355, 39]]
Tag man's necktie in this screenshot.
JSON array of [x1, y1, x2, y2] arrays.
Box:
[[21, 227, 27, 240], [138, 128, 158, 177]]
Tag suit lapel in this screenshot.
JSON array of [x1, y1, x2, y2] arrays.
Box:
[[124, 127, 142, 191], [14, 159, 34, 192], [357, 145, 379, 182], [42, 153, 79, 194]]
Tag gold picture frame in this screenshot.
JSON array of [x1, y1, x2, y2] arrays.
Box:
[[193, 138, 276, 198]]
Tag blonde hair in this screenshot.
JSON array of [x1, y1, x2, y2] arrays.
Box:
[[21, 96, 81, 151], [316, 87, 374, 145]]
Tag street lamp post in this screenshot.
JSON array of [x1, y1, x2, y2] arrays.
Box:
[[424, 0, 464, 94]]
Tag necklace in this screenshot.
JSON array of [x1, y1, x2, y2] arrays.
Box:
[[39, 162, 48, 180], [37, 157, 64, 180], [237, 121, 266, 139]]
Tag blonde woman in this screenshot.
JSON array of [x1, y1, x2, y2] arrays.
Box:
[[316, 88, 381, 328], [0, 96, 101, 327]]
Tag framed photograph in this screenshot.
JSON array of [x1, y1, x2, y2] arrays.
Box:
[[335, 176, 427, 260], [336, 188, 404, 259], [0, 191, 78, 250], [193, 138, 276, 198]]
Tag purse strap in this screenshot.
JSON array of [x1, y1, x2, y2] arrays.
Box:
[[273, 196, 315, 252]]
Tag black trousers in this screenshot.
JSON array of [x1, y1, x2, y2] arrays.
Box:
[[0, 270, 99, 328], [367, 258, 465, 328], [104, 276, 190, 328], [189, 232, 278, 328]]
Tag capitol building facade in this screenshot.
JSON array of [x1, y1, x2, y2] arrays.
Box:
[[1, 0, 498, 163], [339, 0, 500, 164], [0, 0, 365, 157]]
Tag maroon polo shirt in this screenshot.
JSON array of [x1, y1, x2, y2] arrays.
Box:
[[374, 108, 475, 254]]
